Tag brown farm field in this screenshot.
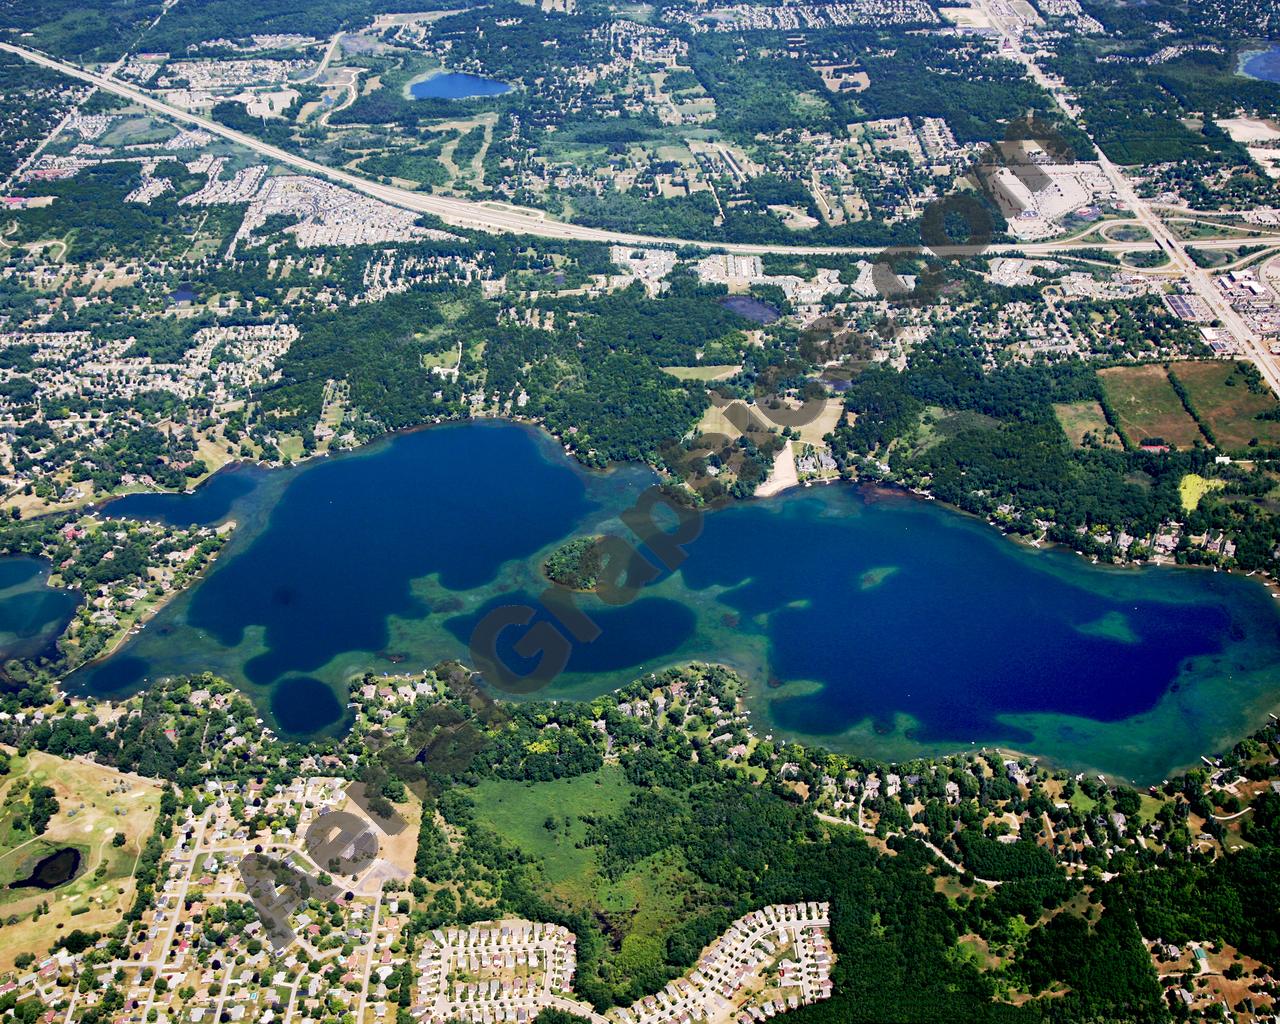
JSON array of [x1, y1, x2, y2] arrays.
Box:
[[1053, 401, 1122, 449], [1169, 360, 1280, 449], [1098, 364, 1205, 448]]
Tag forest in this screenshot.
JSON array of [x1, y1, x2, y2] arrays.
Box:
[[342, 667, 1178, 1022], [827, 351, 1280, 571]]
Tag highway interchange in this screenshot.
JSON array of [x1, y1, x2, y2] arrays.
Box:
[[5, 35, 1280, 391]]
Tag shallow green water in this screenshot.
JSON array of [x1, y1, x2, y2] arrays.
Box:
[[0, 557, 80, 665], [59, 421, 1280, 781]]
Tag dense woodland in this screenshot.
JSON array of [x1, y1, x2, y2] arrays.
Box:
[[826, 350, 1280, 572]]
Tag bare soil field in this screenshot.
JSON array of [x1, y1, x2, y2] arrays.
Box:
[[1098, 364, 1204, 448]]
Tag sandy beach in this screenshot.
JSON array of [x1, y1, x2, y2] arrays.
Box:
[[755, 443, 799, 497]]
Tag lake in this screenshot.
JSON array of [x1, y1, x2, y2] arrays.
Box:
[[1240, 45, 1280, 84], [0, 557, 80, 665], [62, 421, 1280, 781], [719, 295, 780, 324], [410, 71, 511, 100]]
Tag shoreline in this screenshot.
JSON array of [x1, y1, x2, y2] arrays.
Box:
[[400, 64, 444, 100], [34, 406, 1280, 644], [25, 405, 1280, 613], [11, 413, 1280, 782], [1236, 46, 1273, 80], [68, 518, 237, 677], [43, 410, 1280, 608], [0, 520, 238, 692]]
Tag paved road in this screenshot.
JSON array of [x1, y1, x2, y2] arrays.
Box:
[[2, 39, 827, 250], [297, 32, 344, 85], [1097, 145, 1280, 395], [0, 38, 1226, 261], [136, 810, 209, 1024], [354, 891, 382, 1024], [7, 32, 1280, 379], [970, 0, 1280, 396]]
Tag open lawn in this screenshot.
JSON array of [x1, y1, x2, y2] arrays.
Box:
[[1169, 360, 1280, 449], [1098, 364, 1205, 448], [467, 768, 714, 996], [655, 144, 695, 165], [794, 397, 846, 445], [468, 766, 637, 899], [1053, 400, 1121, 449], [0, 750, 163, 971], [1179, 473, 1226, 512], [696, 401, 746, 442], [100, 116, 175, 148], [661, 364, 740, 382]]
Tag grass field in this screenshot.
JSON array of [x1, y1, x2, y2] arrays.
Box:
[[468, 767, 637, 899], [906, 406, 1000, 457], [1169, 360, 1280, 449], [1098, 364, 1205, 448], [661, 364, 741, 382], [100, 116, 175, 148], [0, 750, 163, 971], [696, 401, 746, 442], [467, 767, 711, 995], [597, 847, 702, 977], [1179, 473, 1226, 512], [1187, 246, 1234, 269], [1121, 250, 1170, 269], [1103, 223, 1150, 242], [794, 397, 846, 445], [1052, 401, 1121, 449]]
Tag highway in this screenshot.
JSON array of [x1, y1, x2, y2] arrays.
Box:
[[0, 38, 1238, 260], [5, 38, 1280, 315], [969, 0, 1280, 396]]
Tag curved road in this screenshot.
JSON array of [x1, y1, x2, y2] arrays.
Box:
[[5, 41, 1279, 272], [969, 0, 1280, 396], [0, 38, 1210, 260]]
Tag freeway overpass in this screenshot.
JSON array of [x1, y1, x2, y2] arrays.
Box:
[[0, 39, 1196, 260], [6, 41, 1280, 283]]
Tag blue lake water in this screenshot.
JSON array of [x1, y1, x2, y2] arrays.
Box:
[[60, 421, 1280, 780], [719, 295, 780, 325], [0, 557, 80, 665], [410, 72, 511, 99], [1240, 45, 1280, 84]]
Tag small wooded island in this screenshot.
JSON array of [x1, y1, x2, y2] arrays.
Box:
[[542, 536, 605, 592]]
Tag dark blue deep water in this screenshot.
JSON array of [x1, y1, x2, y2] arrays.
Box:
[[63, 422, 1280, 779], [681, 493, 1263, 744], [410, 72, 511, 99], [1241, 46, 1280, 84]]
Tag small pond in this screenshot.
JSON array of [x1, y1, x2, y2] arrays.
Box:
[[410, 71, 511, 99], [719, 295, 780, 324], [10, 847, 81, 891]]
